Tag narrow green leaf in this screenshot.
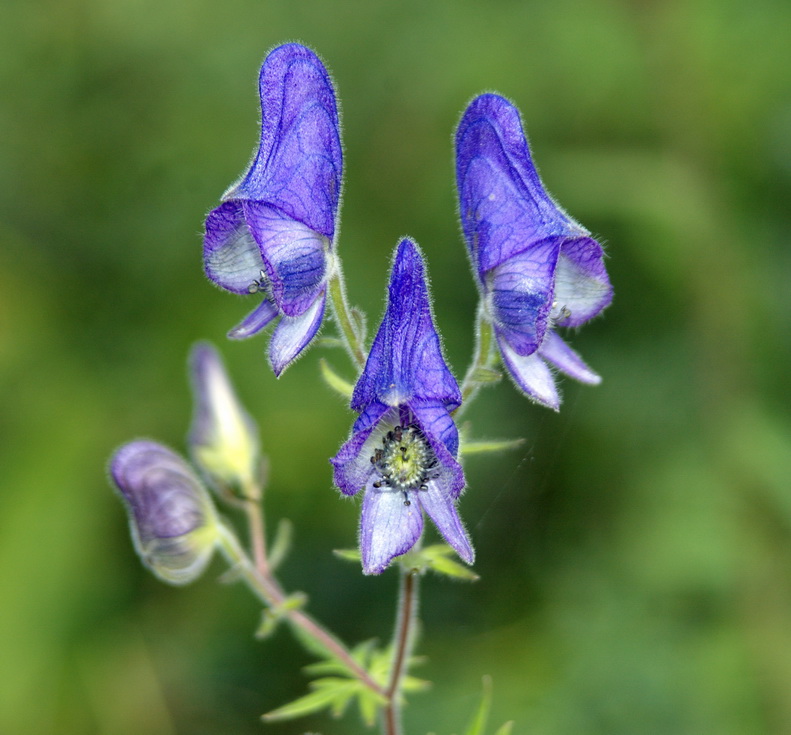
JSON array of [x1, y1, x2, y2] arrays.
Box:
[[401, 675, 431, 693], [469, 367, 502, 384], [461, 437, 525, 456], [319, 358, 354, 399], [428, 554, 480, 581], [356, 687, 385, 728], [262, 678, 358, 722], [333, 548, 362, 562], [267, 518, 292, 572], [463, 676, 493, 735], [492, 721, 514, 735], [303, 660, 351, 677]]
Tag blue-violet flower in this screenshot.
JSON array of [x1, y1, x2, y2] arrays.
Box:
[[331, 238, 473, 575], [203, 43, 342, 375], [456, 93, 613, 409], [110, 441, 220, 585]]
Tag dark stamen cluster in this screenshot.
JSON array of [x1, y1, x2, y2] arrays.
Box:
[[369, 424, 438, 505], [248, 269, 270, 295]]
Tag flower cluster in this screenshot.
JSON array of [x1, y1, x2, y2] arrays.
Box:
[[203, 43, 342, 376], [114, 45, 612, 583], [456, 93, 612, 409]]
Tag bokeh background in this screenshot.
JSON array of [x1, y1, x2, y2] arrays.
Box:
[[2, 0, 791, 733]]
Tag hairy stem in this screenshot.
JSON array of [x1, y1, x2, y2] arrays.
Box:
[[328, 267, 367, 369], [216, 524, 385, 697], [457, 301, 495, 413], [383, 569, 419, 735]]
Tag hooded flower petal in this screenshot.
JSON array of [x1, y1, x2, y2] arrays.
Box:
[[455, 93, 612, 407], [332, 239, 472, 574], [110, 441, 220, 585], [203, 43, 342, 374], [228, 43, 342, 238], [188, 342, 260, 489], [351, 238, 461, 411]]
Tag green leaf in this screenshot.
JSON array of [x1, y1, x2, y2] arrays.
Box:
[[492, 721, 514, 735], [417, 544, 479, 581], [333, 548, 362, 562], [468, 367, 503, 384], [267, 518, 292, 573], [319, 358, 354, 399], [463, 676, 493, 735], [460, 438, 525, 456], [357, 687, 381, 728], [262, 678, 359, 722]]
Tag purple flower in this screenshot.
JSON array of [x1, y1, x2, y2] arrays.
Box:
[[331, 238, 473, 575], [455, 94, 612, 409], [110, 441, 220, 585], [203, 43, 342, 376]]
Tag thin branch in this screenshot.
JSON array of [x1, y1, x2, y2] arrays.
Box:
[[383, 569, 419, 735]]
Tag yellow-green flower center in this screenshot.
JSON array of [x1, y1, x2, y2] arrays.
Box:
[[370, 424, 437, 501]]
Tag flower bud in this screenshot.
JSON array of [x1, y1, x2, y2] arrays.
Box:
[[110, 441, 220, 585], [188, 342, 259, 492]]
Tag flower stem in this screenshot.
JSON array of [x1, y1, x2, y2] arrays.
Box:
[[383, 569, 419, 735], [457, 301, 495, 413], [328, 265, 367, 369], [216, 523, 385, 697]]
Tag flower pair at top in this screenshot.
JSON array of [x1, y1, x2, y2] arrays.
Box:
[[456, 94, 613, 409], [203, 43, 342, 375]]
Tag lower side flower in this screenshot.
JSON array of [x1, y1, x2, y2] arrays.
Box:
[[110, 441, 220, 585]]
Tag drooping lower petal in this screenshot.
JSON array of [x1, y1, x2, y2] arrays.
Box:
[[497, 333, 560, 410], [268, 289, 326, 376], [538, 331, 601, 385], [552, 236, 613, 328], [360, 480, 424, 575], [203, 202, 265, 294], [418, 483, 474, 564], [228, 299, 279, 340]]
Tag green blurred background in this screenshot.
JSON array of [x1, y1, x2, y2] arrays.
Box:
[[2, 0, 791, 732]]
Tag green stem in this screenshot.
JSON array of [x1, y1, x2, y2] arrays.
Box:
[[456, 302, 495, 414], [328, 266, 367, 369], [383, 570, 419, 735], [216, 524, 385, 697]]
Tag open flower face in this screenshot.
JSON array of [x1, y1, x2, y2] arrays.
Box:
[[331, 239, 473, 575], [110, 441, 220, 585], [203, 43, 342, 375], [456, 93, 612, 409]]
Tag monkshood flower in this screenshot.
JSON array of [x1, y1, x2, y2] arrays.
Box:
[[331, 238, 473, 575], [455, 93, 613, 409], [188, 342, 259, 492], [203, 43, 342, 375], [110, 441, 221, 585]]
